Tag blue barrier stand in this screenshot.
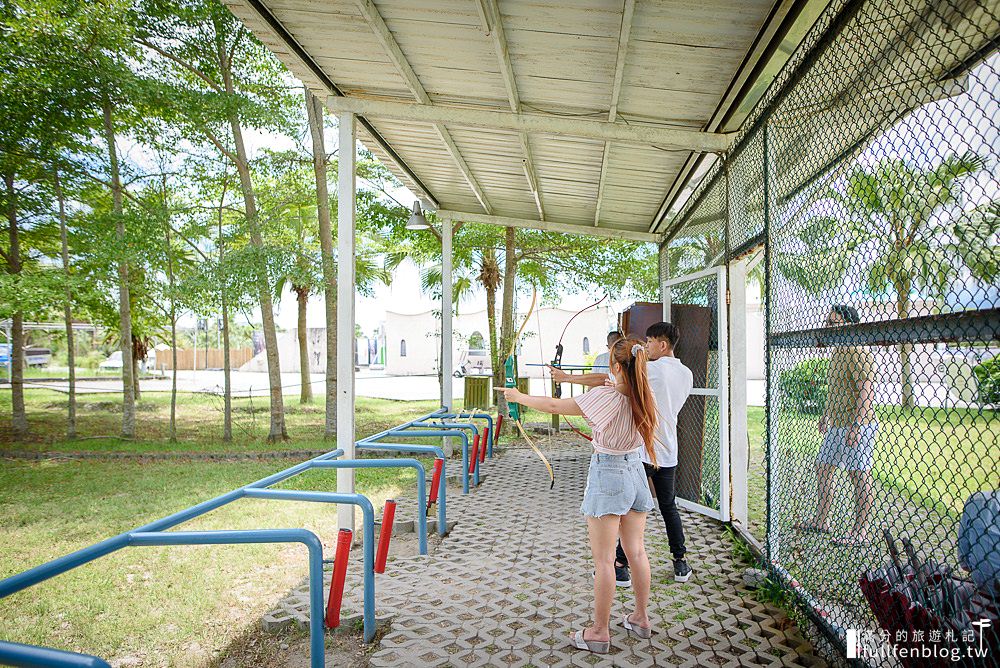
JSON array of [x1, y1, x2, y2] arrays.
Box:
[[0, 529, 326, 668], [355, 442, 447, 536], [406, 421, 481, 486], [380, 429, 471, 494], [128, 529, 326, 666], [0, 642, 111, 668], [433, 412, 495, 458], [305, 459, 428, 556], [243, 448, 345, 490], [0, 406, 485, 664], [0, 447, 394, 666], [241, 490, 376, 643], [354, 409, 446, 446]]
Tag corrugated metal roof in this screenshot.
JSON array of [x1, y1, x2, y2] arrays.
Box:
[[225, 0, 829, 241]]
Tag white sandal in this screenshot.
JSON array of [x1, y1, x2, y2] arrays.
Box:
[[621, 615, 652, 639], [569, 629, 610, 654]]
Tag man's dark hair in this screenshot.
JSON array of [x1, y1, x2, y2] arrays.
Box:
[[831, 304, 860, 324], [646, 321, 680, 347], [606, 330, 623, 345]]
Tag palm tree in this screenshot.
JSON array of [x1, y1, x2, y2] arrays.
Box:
[[777, 153, 996, 407], [667, 228, 765, 301], [419, 264, 477, 316]]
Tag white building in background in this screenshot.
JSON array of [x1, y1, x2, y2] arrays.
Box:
[[384, 306, 618, 377]]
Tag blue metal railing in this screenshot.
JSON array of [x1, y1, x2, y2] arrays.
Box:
[[306, 459, 428, 555], [432, 412, 495, 459], [0, 643, 111, 668], [0, 448, 371, 668], [0, 405, 498, 668]]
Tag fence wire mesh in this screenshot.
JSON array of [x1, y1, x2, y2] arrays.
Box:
[[664, 0, 998, 664]]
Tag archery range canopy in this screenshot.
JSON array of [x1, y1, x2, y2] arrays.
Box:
[[223, 0, 833, 243]]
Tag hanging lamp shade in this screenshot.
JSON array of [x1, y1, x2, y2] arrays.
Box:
[[405, 201, 429, 230]]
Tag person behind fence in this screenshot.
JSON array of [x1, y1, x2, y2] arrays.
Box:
[[498, 337, 658, 654], [550, 322, 693, 585], [795, 304, 877, 546], [590, 330, 622, 374]]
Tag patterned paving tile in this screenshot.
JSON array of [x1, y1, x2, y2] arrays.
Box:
[[264, 438, 829, 667]]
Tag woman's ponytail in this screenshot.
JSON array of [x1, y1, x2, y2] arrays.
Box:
[[611, 337, 658, 466]]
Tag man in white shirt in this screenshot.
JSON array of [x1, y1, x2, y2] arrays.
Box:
[[549, 322, 693, 584], [590, 331, 622, 374]]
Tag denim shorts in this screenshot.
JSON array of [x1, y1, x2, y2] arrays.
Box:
[[581, 450, 655, 518], [816, 423, 879, 471]]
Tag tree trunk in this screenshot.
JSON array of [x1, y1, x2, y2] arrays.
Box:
[[305, 88, 337, 438], [895, 275, 914, 408], [221, 302, 232, 441], [497, 226, 518, 422], [295, 285, 312, 404], [165, 224, 178, 443], [5, 172, 27, 439], [54, 167, 76, 438], [481, 248, 500, 397], [103, 98, 135, 438], [217, 32, 285, 441], [131, 337, 141, 401], [217, 197, 232, 442]]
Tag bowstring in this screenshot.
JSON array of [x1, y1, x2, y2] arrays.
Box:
[[533, 305, 552, 455]]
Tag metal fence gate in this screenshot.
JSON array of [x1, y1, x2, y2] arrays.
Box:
[[663, 265, 733, 523], [661, 0, 999, 664]]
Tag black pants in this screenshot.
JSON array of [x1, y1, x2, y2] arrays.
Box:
[[617, 463, 686, 566]]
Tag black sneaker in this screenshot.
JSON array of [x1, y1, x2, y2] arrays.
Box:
[[673, 559, 692, 583], [615, 563, 632, 588]]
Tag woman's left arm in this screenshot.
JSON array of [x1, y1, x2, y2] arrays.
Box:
[[496, 388, 583, 416]]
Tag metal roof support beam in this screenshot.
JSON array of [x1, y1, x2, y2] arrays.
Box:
[[353, 0, 493, 214], [594, 0, 635, 227], [479, 0, 544, 221], [326, 96, 735, 153], [436, 210, 661, 243]]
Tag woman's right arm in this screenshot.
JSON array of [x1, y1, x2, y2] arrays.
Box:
[[496, 387, 584, 416], [546, 365, 608, 387]]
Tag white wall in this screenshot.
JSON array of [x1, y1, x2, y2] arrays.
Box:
[[384, 305, 618, 376], [747, 303, 765, 380]]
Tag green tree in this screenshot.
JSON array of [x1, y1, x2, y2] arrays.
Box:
[[0, 0, 136, 438], [778, 154, 996, 407], [137, 0, 300, 441], [406, 221, 658, 418]]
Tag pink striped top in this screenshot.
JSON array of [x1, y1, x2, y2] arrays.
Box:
[[574, 386, 643, 455]]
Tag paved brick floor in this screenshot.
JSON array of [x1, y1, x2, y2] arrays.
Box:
[[266, 436, 830, 667]]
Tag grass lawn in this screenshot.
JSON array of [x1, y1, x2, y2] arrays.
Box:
[[0, 456, 434, 665], [740, 405, 996, 542], [0, 388, 451, 452]]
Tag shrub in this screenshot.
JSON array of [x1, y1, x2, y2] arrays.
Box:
[[778, 358, 830, 414], [973, 357, 1000, 406]]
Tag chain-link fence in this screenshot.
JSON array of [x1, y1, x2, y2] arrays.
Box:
[[663, 0, 998, 664]]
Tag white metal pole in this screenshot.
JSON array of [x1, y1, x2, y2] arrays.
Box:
[[440, 218, 454, 457], [717, 267, 730, 523], [441, 220, 453, 409], [729, 260, 749, 530], [337, 112, 357, 534]]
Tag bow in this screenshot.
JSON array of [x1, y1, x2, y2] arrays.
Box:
[[550, 295, 607, 441], [551, 294, 607, 398], [503, 286, 554, 488]]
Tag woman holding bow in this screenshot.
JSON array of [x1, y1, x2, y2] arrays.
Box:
[[498, 336, 658, 654]]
